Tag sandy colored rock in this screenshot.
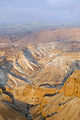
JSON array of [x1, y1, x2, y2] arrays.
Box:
[[59, 70, 80, 97]]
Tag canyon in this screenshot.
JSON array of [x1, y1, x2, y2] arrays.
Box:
[[0, 26, 80, 120]]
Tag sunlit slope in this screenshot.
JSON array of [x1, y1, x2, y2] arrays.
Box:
[[0, 42, 80, 120]]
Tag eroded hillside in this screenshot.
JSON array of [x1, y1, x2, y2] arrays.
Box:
[[0, 35, 80, 120]]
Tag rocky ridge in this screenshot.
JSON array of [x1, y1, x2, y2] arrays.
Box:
[[0, 30, 80, 120]]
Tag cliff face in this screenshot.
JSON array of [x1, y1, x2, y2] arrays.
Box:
[[0, 33, 80, 120], [59, 70, 80, 97]]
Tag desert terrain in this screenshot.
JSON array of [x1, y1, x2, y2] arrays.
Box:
[[0, 25, 80, 120]]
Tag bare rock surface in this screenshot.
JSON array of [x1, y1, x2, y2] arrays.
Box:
[[0, 27, 80, 119]]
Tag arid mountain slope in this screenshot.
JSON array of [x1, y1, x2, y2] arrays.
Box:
[[0, 31, 80, 120]]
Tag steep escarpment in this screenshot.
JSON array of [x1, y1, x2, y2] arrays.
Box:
[[28, 70, 80, 120], [60, 70, 80, 97]]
